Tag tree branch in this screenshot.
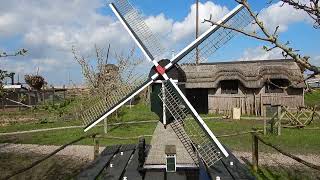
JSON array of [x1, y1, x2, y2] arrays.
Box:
[[202, 0, 319, 76], [0, 49, 28, 58]]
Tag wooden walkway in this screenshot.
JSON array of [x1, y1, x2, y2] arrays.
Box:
[[76, 144, 255, 180]]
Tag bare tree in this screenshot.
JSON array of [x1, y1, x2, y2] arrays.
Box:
[[0, 49, 28, 58], [72, 44, 144, 97], [203, 0, 319, 83]]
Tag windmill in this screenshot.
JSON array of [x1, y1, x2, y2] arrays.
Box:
[[81, 0, 252, 169]]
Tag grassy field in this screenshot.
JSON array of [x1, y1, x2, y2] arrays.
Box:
[[1, 101, 320, 179], [0, 152, 87, 180], [305, 89, 320, 108], [1, 103, 320, 154]]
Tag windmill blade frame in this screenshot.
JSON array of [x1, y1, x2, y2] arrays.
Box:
[[164, 4, 250, 69], [83, 1, 252, 133], [167, 78, 228, 157], [84, 77, 156, 132], [109, 0, 165, 61], [158, 79, 228, 167]]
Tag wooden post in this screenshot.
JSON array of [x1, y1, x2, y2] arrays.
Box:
[[52, 87, 55, 106], [104, 118, 108, 134], [42, 91, 45, 105], [260, 93, 263, 116], [18, 92, 21, 111], [63, 85, 66, 101], [252, 133, 259, 172], [263, 117, 267, 135], [1, 97, 4, 110], [277, 106, 281, 136], [93, 136, 99, 159], [28, 92, 31, 106]]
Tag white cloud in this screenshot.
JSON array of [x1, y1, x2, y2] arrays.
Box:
[[170, 1, 229, 42], [1, 0, 314, 85], [258, 1, 311, 32], [239, 46, 283, 61]]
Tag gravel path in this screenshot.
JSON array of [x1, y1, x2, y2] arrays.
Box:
[[1, 143, 319, 168], [233, 151, 320, 167], [0, 143, 105, 161]]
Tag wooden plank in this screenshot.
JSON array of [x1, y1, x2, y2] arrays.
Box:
[[76, 145, 120, 180], [102, 144, 136, 180], [166, 171, 188, 180], [144, 170, 165, 180], [208, 160, 233, 180], [221, 147, 256, 180], [123, 145, 143, 180]]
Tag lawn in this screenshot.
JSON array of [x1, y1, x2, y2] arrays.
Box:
[[0, 152, 87, 180], [1, 113, 319, 154], [305, 89, 320, 108], [1, 103, 320, 179], [1, 102, 320, 154]]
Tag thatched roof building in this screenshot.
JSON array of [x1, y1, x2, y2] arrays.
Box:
[[182, 59, 305, 89], [180, 59, 305, 116]]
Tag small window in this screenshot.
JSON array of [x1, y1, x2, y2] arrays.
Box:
[[221, 80, 238, 94], [166, 155, 176, 172], [265, 79, 289, 93]]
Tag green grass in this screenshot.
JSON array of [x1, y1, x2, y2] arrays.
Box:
[[0, 152, 86, 179], [0, 123, 156, 146], [1, 117, 319, 154], [0, 120, 81, 133], [305, 89, 320, 108], [1, 103, 320, 154], [252, 165, 320, 180]]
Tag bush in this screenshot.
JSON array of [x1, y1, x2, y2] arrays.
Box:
[[24, 74, 46, 90]]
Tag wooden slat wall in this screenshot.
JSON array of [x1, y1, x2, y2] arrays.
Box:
[[209, 94, 303, 116]]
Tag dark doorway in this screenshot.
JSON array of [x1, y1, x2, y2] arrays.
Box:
[[186, 88, 208, 114]]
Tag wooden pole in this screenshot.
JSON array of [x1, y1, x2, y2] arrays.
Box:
[[52, 87, 55, 106], [104, 118, 108, 134], [277, 106, 281, 136], [195, 0, 200, 64], [263, 117, 267, 135], [252, 133, 259, 172], [63, 85, 66, 101], [93, 136, 99, 159]]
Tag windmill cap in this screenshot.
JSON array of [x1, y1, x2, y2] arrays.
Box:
[[149, 59, 186, 82]]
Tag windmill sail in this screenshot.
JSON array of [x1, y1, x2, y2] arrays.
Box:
[[82, 75, 153, 131], [109, 0, 165, 61], [165, 4, 252, 69], [158, 79, 228, 167], [83, 0, 252, 136]]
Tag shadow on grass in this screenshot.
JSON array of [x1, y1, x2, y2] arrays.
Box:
[[0, 152, 88, 180], [241, 156, 320, 180]]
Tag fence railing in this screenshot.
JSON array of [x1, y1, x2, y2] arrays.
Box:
[[251, 132, 320, 172]]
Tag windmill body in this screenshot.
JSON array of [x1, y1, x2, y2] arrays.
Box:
[[80, 0, 254, 174]]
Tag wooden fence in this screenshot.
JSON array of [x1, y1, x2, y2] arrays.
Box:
[[209, 94, 304, 116], [251, 133, 320, 172]]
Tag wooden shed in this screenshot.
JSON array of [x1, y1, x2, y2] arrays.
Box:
[[181, 59, 305, 116]]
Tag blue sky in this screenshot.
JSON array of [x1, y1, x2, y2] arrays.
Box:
[[0, 0, 319, 86]]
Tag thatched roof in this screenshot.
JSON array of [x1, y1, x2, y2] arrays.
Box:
[[181, 59, 305, 89]]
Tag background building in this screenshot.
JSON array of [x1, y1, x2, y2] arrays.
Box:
[[182, 59, 305, 116]]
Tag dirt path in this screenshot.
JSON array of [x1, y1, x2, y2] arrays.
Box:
[[0, 143, 105, 161], [1, 143, 319, 168]]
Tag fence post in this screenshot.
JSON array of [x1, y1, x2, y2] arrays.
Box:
[[52, 87, 55, 106], [277, 106, 281, 136], [252, 133, 259, 172], [63, 85, 66, 101], [104, 118, 108, 134], [93, 135, 99, 160], [263, 114, 267, 135]]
